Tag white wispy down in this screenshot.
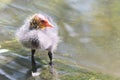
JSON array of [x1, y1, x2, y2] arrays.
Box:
[[16, 14, 60, 52]]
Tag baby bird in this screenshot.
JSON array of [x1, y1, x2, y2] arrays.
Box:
[[16, 13, 59, 75]]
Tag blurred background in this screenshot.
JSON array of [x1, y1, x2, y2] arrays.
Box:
[[0, 0, 120, 80]]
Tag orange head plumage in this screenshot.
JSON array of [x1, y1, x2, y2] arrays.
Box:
[[30, 14, 53, 30]]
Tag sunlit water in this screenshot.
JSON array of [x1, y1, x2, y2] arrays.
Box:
[[0, 0, 120, 79]]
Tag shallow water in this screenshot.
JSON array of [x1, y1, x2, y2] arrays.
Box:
[[0, 0, 120, 80]]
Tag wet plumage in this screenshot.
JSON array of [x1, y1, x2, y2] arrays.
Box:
[[16, 13, 59, 76], [16, 14, 59, 52]]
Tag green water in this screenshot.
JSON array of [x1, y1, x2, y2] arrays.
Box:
[[0, 0, 120, 80]]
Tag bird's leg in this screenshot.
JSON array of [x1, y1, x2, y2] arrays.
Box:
[[48, 51, 55, 74], [48, 51, 53, 67], [31, 49, 37, 72]]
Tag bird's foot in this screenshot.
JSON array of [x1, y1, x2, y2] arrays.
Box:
[[49, 62, 53, 66], [32, 68, 41, 77], [32, 72, 40, 77], [49, 62, 55, 74]]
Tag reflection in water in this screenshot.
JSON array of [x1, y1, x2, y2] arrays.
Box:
[[0, 0, 120, 79], [64, 23, 78, 37]]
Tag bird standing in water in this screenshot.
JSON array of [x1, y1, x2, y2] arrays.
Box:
[[16, 13, 59, 76]]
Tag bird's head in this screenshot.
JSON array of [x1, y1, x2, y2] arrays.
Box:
[[30, 14, 53, 30]]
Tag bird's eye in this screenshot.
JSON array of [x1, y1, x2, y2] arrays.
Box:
[[41, 20, 45, 23]]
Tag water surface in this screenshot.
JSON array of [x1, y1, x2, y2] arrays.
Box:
[[0, 0, 120, 80]]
